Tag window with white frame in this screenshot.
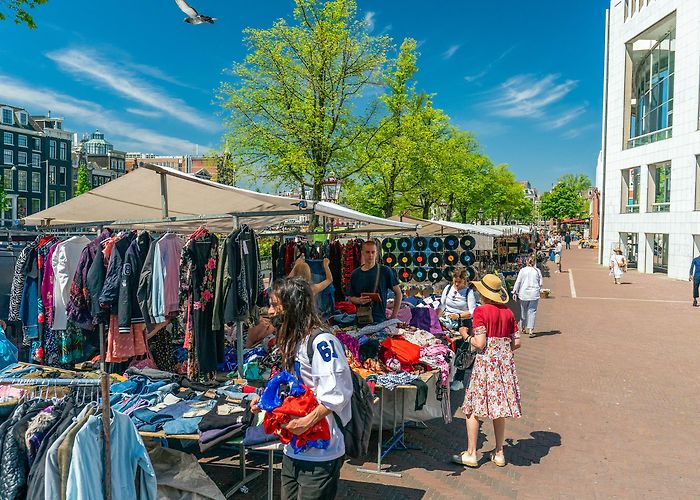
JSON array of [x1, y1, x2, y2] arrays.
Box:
[[18, 171, 27, 191], [49, 166, 56, 184], [32, 154, 40, 168], [59, 166, 66, 185], [1, 109, 13, 125], [48, 190, 56, 207], [59, 142, 67, 160], [19, 112, 28, 126], [18, 135, 27, 148], [17, 197, 27, 217], [3, 169, 12, 190], [33, 138, 41, 151], [695, 156, 700, 211], [3, 132, 13, 145], [17, 152, 27, 166], [58, 191, 66, 203], [3, 150, 12, 165], [30, 199, 40, 214], [49, 140, 56, 159], [649, 161, 671, 212], [31, 172, 40, 192]]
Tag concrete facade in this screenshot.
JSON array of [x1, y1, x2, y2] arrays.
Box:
[[599, 0, 700, 279]]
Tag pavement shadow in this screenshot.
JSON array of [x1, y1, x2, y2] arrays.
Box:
[[338, 480, 425, 499], [532, 330, 562, 338], [505, 431, 562, 466]]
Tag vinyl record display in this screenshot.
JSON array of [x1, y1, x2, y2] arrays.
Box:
[[428, 268, 442, 282], [444, 234, 459, 250], [413, 236, 428, 251], [397, 252, 412, 266], [428, 253, 443, 266], [428, 237, 444, 252], [397, 237, 412, 252], [398, 267, 412, 282], [381, 238, 397, 252], [444, 250, 459, 266], [413, 267, 428, 282], [412, 252, 428, 266], [460, 250, 476, 266], [460, 235, 476, 250], [467, 266, 477, 281], [382, 253, 398, 267], [442, 266, 455, 281]]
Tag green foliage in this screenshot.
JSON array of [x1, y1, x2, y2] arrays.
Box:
[[0, 176, 6, 214], [206, 151, 237, 186], [0, 0, 48, 29], [558, 173, 592, 193], [74, 164, 90, 196], [218, 0, 391, 216], [539, 183, 586, 221], [257, 237, 275, 259]]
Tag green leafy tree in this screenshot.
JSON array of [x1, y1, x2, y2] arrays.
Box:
[[0, 178, 7, 215], [74, 164, 90, 196], [558, 173, 592, 193], [539, 183, 586, 221], [218, 0, 391, 225], [0, 0, 48, 29]]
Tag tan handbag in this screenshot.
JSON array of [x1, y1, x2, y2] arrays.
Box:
[[356, 265, 382, 326]]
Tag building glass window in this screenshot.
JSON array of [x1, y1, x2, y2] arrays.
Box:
[[19, 112, 28, 126], [18, 135, 27, 148], [49, 140, 56, 159], [3, 169, 12, 190], [33, 138, 41, 151], [58, 191, 66, 203], [17, 152, 27, 166], [1, 109, 12, 125], [628, 26, 675, 148], [31, 172, 40, 192], [59, 166, 66, 186], [651, 162, 671, 212], [652, 233, 669, 273], [30, 199, 40, 214], [48, 190, 56, 207], [17, 171, 27, 191], [32, 154, 40, 168], [60, 142, 67, 160], [17, 197, 27, 217], [3, 132, 12, 145], [622, 232, 638, 269], [49, 166, 56, 185], [3, 150, 12, 165]]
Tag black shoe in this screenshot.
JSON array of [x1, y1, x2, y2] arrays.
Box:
[[694, 300, 698, 307]]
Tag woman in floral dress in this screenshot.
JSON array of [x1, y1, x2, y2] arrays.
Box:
[[452, 274, 522, 468]]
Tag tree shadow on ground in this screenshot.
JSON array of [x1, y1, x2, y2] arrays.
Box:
[[505, 431, 562, 466], [338, 480, 425, 499]]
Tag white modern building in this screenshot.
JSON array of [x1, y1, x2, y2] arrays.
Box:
[[598, 0, 700, 279]]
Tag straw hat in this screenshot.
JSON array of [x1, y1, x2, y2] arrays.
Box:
[[472, 274, 510, 304]]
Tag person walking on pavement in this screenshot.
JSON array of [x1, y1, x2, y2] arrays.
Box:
[[512, 256, 542, 338], [564, 233, 571, 250], [452, 274, 522, 468], [689, 254, 700, 306], [554, 239, 563, 273], [609, 248, 627, 285]]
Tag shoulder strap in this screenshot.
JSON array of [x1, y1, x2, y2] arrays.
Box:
[[372, 264, 382, 294], [306, 328, 325, 362]]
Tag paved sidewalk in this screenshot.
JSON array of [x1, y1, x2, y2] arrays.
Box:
[[221, 246, 700, 498]]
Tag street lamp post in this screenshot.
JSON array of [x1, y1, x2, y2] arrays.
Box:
[[320, 173, 342, 232], [476, 208, 484, 225]]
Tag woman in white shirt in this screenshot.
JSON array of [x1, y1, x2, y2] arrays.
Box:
[[438, 268, 479, 330], [512, 256, 543, 338], [609, 248, 626, 285]]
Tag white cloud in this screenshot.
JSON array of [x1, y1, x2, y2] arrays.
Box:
[[487, 74, 578, 118], [46, 47, 218, 132], [0, 75, 207, 154], [562, 123, 598, 139], [378, 24, 392, 35], [545, 105, 587, 130], [126, 108, 164, 118], [464, 45, 515, 83], [442, 44, 461, 60], [363, 11, 375, 32]]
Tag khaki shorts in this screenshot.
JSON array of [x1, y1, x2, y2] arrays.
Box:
[[554, 254, 561, 264]]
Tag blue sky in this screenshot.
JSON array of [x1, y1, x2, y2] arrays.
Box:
[[0, 0, 608, 191]]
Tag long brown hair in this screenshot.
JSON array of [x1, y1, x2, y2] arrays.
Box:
[[271, 277, 324, 371]]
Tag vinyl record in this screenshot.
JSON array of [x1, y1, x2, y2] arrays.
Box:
[[444, 234, 459, 250], [413, 267, 428, 282], [444, 250, 459, 266], [428, 253, 443, 267], [460, 250, 476, 266], [397, 252, 412, 266], [443, 266, 455, 281], [381, 238, 397, 252], [397, 237, 412, 252], [382, 253, 398, 267], [428, 268, 442, 283], [398, 267, 412, 283], [412, 251, 428, 266], [428, 237, 444, 252], [413, 236, 428, 251], [460, 235, 476, 250], [466, 266, 477, 281]]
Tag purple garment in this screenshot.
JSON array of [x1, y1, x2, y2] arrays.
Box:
[[41, 242, 61, 328], [409, 308, 442, 334], [66, 229, 111, 329], [335, 331, 360, 362], [157, 233, 184, 317]]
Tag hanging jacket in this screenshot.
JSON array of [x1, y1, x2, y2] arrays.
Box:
[[67, 229, 111, 329], [137, 240, 158, 324], [51, 236, 91, 331], [18, 247, 39, 341], [222, 229, 241, 325], [8, 243, 35, 322], [118, 231, 152, 333], [87, 246, 107, 324], [99, 233, 135, 314]]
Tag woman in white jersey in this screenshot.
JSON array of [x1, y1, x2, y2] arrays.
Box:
[[251, 277, 352, 500]]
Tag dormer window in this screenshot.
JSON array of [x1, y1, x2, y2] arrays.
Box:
[[1, 108, 13, 125], [19, 112, 28, 126]]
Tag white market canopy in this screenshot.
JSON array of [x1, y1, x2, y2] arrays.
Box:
[[22, 164, 418, 234]]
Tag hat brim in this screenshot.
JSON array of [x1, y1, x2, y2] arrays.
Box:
[[472, 280, 510, 304]]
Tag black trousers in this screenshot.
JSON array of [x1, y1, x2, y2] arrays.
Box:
[[693, 276, 700, 299], [281, 455, 343, 500]]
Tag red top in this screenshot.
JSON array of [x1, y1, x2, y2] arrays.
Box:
[[473, 304, 518, 338]]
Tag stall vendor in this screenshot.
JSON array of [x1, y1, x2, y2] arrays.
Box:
[[347, 240, 402, 324], [438, 267, 479, 330]]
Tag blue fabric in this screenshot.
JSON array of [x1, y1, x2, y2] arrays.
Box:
[[0, 327, 18, 370], [330, 313, 356, 326], [307, 259, 335, 318], [258, 370, 305, 412], [162, 416, 203, 435], [19, 275, 39, 339], [690, 256, 700, 278], [242, 424, 277, 446]]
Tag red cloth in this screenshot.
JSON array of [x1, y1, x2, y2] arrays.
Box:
[[335, 301, 357, 314], [242, 385, 256, 394], [380, 337, 421, 370], [263, 385, 331, 450], [472, 304, 518, 338]]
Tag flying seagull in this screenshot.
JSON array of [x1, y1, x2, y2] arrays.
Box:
[[175, 0, 217, 24]]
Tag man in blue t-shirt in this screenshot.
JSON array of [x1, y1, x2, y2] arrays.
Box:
[[347, 240, 402, 323], [689, 255, 700, 306]]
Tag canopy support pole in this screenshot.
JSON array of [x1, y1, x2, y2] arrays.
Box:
[[159, 172, 169, 219]]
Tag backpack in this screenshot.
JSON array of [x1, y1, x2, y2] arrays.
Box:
[[306, 330, 375, 459]]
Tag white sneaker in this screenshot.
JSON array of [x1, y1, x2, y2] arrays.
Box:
[[450, 380, 464, 391]]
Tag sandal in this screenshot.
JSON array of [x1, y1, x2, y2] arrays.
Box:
[[490, 452, 506, 467], [451, 451, 478, 467]]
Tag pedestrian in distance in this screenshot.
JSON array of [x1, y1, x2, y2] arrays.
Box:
[[609, 248, 627, 285], [689, 254, 700, 306], [564, 233, 571, 250], [554, 239, 563, 273], [512, 256, 542, 338], [452, 274, 522, 468]]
